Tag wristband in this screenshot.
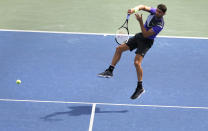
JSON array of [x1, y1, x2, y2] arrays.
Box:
[[134, 7, 138, 12]]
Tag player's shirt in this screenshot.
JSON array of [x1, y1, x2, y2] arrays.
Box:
[[144, 8, 164, 39]]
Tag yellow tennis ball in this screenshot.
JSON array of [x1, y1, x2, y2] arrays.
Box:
[[16, 80, 21, 84]]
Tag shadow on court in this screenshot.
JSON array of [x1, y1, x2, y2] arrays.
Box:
[[41, 106, 128, 121]]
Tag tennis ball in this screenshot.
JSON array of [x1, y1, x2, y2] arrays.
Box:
[[16, 80, 21, 84]]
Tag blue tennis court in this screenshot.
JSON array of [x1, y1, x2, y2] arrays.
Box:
[[0, 30, 208, 131]]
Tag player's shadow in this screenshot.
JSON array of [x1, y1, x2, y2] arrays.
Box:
[[41, 106, 128, 122]]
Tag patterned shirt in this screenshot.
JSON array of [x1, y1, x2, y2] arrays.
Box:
[[144, 8, 164, 39]]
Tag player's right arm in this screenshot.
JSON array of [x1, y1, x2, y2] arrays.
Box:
[[128, 5, 151, 14]]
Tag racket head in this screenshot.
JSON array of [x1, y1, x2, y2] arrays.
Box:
[[115, 27, 129, 45]]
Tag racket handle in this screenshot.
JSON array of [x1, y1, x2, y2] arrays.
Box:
[[126, 14, 130, 20]]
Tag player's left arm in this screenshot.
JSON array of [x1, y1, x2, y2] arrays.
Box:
[[135, 13, 155, 38], [128, 5, 151, 14]]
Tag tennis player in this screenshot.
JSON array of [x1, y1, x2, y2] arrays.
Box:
[[98, 4, 167, 99]]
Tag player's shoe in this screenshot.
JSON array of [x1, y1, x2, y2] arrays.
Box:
[[130, 87, 145, 99], [98, 69, 113, 78]]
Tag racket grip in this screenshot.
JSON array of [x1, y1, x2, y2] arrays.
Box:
[[126, 14, 130, 20]]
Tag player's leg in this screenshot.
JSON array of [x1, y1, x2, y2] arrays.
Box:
[[131, 54, 145, 99], [134, 54, 143, 82], [111, 43, 130, 66], [98, 33, 139, 78], [98, 44, 129, 78], [130, 34, 154, 99]]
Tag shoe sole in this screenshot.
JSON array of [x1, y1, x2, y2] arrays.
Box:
[[137, 89, 145, 99], [97, 74, 112, 78]]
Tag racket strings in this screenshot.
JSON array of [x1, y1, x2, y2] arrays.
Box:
[[115, 28, 129, 44]]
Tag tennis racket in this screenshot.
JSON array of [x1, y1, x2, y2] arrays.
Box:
[[115, 14, 130, 45]]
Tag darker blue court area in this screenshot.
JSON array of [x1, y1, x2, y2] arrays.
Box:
[[0, 31, 208, 131]]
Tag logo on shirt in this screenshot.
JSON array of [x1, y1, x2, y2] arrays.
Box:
[[146, 15, 163, 28]]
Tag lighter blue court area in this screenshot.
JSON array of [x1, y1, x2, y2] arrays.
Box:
[[0, 30, 208, 131]]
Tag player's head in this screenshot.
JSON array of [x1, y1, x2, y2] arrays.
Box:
[[156, 4, 167, 18]]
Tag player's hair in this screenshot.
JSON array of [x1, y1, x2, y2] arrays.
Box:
[[157, 4, 167, 13]]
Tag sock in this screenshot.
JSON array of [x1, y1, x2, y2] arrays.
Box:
[[108, 65, 115, 72], [137, 81, 143, 88]]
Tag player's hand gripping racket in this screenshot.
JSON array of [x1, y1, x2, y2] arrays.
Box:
[[115, 14, 130, 45]]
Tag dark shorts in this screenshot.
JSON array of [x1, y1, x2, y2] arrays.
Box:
[[126, 33, 154, 57]]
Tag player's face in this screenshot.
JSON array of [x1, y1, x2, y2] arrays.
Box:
[[155, 8, 165, 18]]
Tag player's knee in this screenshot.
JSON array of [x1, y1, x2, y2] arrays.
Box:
[[134, 60, 141, 67], [116, 46, 123, 53]]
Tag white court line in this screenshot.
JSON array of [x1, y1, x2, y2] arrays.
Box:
[[0, 98, 208, 110], [0, 28, 208, 40], [88, 104, 96, 131]]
